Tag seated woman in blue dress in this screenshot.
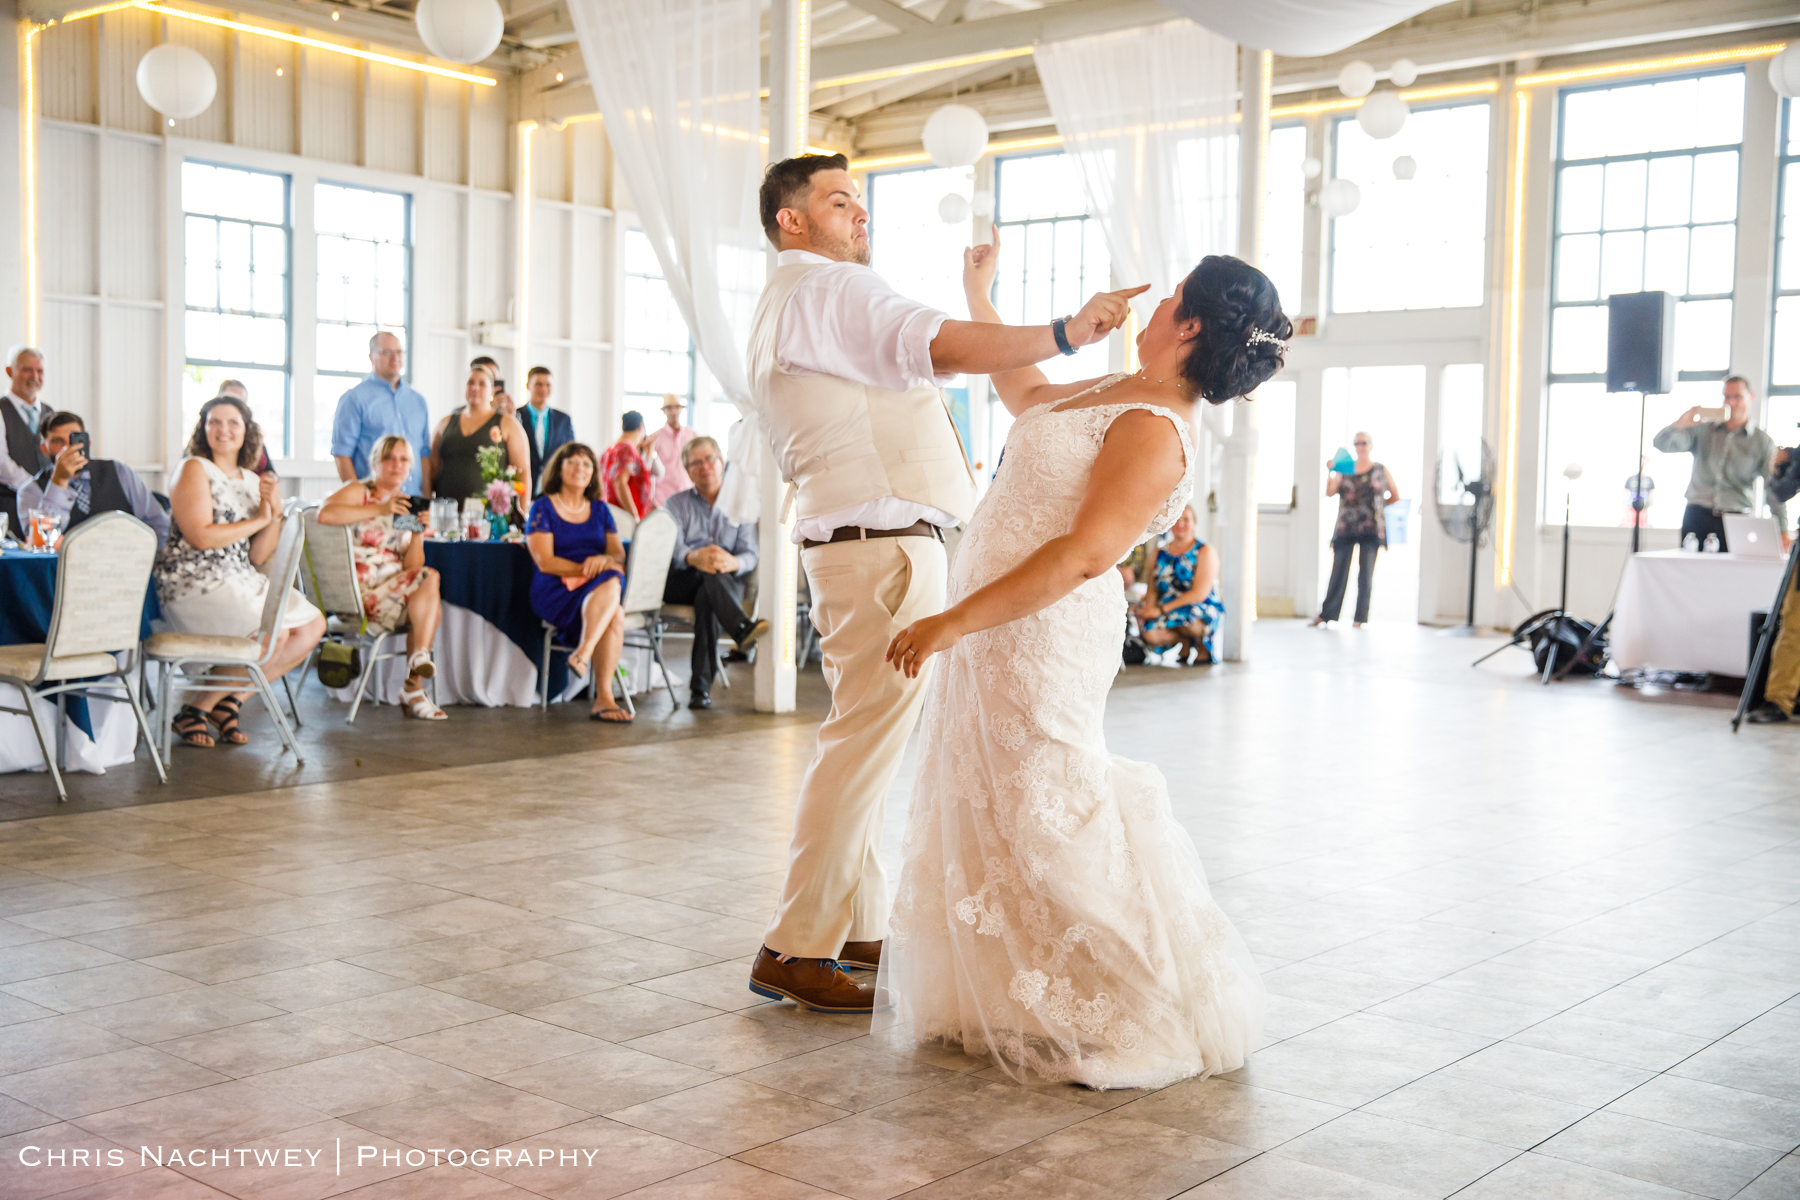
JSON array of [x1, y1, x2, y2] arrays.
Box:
[[1134, 504, 1225, 665], [526, 442, 630, 722]]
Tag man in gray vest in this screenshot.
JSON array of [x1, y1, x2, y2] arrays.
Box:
[[0, 346, 50, 535], [745, 153, 1140, 1011]]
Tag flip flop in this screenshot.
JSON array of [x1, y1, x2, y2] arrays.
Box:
[[590, 707, 634, 723]]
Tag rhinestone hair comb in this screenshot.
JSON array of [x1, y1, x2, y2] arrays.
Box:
[[1245, 327, 1284, 349]]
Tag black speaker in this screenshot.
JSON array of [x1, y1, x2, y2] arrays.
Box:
[[1606, 291, 1677, 394]]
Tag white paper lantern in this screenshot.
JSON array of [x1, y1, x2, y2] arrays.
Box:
[[1338, 60, 1376, 99], [971, 189, 995, 217], [1771, 44, 1800, 99], [1389, 57, 1418, 88], [921, 104, 989, 169], [1301, 156, 1323, 180], [1392, 154, 1417, 181], [1357, 90, 1410, 140], [414, 0, 504, 65], [1319, 178, 1361, 218], [937, 192, 971, 224], [136, 44, 217, 122]]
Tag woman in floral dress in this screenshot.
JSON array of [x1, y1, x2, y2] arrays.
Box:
[[317, 434, 446, 720]]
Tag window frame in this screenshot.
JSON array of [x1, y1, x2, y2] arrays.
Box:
[[181, 158, 295, 457], [1326, 97, 1494, 316], [1545, 65, 1747, 390], [990, 148, 1113, 314], [619, 225, 697, 417], [312, 178, 415, 411], [1772, 96, 1800, 397]]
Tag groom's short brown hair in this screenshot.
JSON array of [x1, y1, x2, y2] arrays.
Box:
[[760, 153, 850, 246]]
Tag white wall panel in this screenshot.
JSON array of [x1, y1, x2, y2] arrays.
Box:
[[39, 20, 95, 126], [418, 331, 468, 423], [571, 210, 609, 345], [102, 135, 162, 303], [162, 18, 230, 146], [300, 44, 359, 165], [100, 306, 163, 466], [234, 32, 298, 157], [470, 79, 509, 193], [97, 10, 160, 136], [365, 61, 419, 176], [531, 205, 569, 341], [568, 348, 608, 445], [40, 126, 96, 297], [41, 301, 95, 417], [468, 193, 513, 326], [424, 77, 467, 185], [572, 123, 610, 209], [534, 125, 568, 203], [414, 187, 466, 331]]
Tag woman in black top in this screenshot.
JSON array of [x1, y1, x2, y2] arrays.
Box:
[[1312, 431, 1400, 628], [428, 368, 529, 502]]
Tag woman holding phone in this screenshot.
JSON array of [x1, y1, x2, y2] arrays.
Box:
[[317, 434, 447, 720]]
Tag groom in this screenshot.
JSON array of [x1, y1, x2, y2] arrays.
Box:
[[745, 153, 1139, 1011]]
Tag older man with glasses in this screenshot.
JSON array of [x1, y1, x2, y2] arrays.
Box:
[[662, 436, 768, 709], [646, 393, 698, 510]]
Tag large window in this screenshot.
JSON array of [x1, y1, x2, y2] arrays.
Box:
[[313, 182, 410, 461], [869, 165, 974, 324], [1544, 69, 1745, 526], [182, 162, 290, 456], [1263, 124, 1308, 316], [1331, 102, 1490, 313], [993, 153, 1113, 385], [621, 228, 696, 420]]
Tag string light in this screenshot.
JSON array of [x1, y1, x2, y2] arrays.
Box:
[[1496, 87, 1529, 590], [1516, 42, 1785, 87]]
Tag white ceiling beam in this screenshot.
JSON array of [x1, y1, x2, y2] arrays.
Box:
[[821, 57, 1026, 119], [838, 0, 934, 33], [806, 0, 1173, 83], [934, 0, 967, 25]]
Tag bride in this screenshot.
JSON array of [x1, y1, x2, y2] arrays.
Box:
[[876, 235, 1290, 1089]]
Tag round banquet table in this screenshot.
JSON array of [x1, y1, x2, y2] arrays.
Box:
[[325, 537, 665, 709], [0, 547, 160, 776]]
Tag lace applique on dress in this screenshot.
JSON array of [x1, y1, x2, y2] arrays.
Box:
[[877, 376, 1265, 1090]]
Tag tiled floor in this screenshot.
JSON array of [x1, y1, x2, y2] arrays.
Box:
[[0, 621, 1795, 1198]]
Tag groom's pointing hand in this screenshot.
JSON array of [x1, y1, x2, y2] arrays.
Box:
[[1066, 285, 1151, 348]]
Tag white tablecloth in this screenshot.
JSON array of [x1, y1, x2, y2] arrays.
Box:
[[1612, 550, 1786, 676], [0, 691, 140, 776], [324, 603, 672, 711]]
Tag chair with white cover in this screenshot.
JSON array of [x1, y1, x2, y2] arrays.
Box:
[[607, 503, 637, 542], [144, 510, 307, 763], [0, 512, 166, 803], [618, 506, 681, 708], [300, 507, 406, 723]]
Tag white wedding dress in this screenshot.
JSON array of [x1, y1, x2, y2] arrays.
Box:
[[878, 378, 1265, 1089]]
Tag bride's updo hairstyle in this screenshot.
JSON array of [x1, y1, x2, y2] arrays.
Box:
[[1176, 254, 1293, 404]]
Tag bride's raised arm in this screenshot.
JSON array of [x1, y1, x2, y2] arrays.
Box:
[[960, 229, 1113, 417]]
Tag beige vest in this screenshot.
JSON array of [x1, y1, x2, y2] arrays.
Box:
[[746, 262, 976, 524]]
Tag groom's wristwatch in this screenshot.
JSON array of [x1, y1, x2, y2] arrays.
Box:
[[1052, 316, 1077, 356]]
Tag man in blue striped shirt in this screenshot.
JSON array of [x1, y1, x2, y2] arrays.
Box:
[[663, 436, 769, 708]]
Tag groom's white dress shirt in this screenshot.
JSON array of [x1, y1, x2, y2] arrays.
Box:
[[772, 248, 963, 544]]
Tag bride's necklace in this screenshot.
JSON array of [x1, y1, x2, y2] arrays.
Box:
[[1096, 369, 1186, 396]]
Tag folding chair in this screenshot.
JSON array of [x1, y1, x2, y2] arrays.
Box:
[[0, 512, 166, 803], [300, 508, 407, 723], [144, 510, 307, 764], [618, 507, 681, 709]]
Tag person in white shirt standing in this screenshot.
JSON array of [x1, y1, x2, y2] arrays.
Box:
[[0, 346, 50, 535], [646, 394, 698, 510], [744, 153, 1141, 1012]]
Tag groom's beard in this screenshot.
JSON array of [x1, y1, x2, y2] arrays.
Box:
[[814, 229, 872, 266]]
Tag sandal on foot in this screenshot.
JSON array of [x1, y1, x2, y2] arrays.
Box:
[[172, 705, 214, 748], [206, 697, 249, 745], [590, 706, 633, 723], [402, 686, 447, 721], [406, 650, 435, 679]]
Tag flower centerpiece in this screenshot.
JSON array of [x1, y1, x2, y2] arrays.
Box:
[[476, 444, 522, 539]]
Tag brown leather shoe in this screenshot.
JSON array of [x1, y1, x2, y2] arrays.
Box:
[[748, 947, 886, 1012], [838, 939, 881, 970]]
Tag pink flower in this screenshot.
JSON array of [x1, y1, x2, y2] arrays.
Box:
[[488, 427, 502, 444], [485, 479, 513, 513]]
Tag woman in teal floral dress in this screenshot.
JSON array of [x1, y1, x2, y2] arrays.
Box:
[[1135, 504, 1225, 664]]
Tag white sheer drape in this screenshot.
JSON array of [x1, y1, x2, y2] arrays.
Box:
[[565, 0, 763, 410], [1034, 20, 1241, 319], [1158, 0, 1439, 57]]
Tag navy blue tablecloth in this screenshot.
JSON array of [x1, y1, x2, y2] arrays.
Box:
[[0, 547, 160, 737], [424, 539, 567, 700]]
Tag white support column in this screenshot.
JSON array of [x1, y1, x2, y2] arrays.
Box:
[[1220, 47, 1270, 663], [755, 0, 809, 714], [12, 14, 34, 347], [515, 121, 536, 378]]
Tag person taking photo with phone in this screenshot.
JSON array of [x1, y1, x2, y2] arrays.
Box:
[[1653, 375, 1789, 552], [16, 409, 169, 546], [317, 434, 447, 721]]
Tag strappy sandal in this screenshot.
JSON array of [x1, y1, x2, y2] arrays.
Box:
[[206, 696, 249, 745], [406, 650, 435, 679], [402, 685, 447, 721], [172, 705, 214, 748]]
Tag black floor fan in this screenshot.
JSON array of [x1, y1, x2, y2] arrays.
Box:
[[1436, 442, 1496, 636], [1472, 463, 1606, 682]]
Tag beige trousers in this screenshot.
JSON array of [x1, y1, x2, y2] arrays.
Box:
[[1766, 568, 1800, 715], [763, 533, 947, 958]]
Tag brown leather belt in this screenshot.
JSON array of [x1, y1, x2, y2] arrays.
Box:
[[802, 520, 943, 550]]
